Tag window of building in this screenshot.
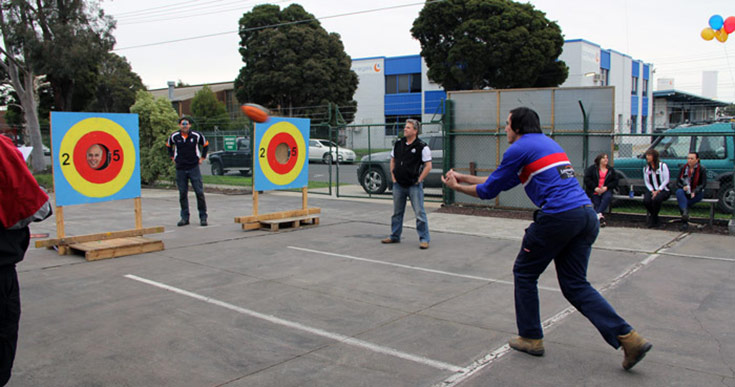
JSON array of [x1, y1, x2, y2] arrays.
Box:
[[630, 115, 637, 134], [599, 68, 609, 86], [385, 114, 422, 136], [385, 74, 422, 94], [641, 116, 647, 134], [631, 76, 638, 95], [642, 79, 648, 95]]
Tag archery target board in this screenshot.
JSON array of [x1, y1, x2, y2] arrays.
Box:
[[254, 117, 310, 191], [51, 112, 141, 206]]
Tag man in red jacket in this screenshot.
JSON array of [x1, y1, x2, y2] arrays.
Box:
[[0, 134, 51, 385]]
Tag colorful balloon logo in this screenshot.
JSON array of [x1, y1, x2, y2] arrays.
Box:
[[702, 14, 734, 43]]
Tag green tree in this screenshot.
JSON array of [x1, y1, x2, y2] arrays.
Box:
[[719, 104, 735, 117], [1, 0, 115, 171], [234, 4, 358, 124], [86, 53, 145, 113], [411, 0, 568, 91], [191, 85, 229, 132], [130, 90, 177, 185]]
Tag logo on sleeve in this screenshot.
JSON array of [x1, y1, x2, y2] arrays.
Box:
[[557, 165, 575, 179]]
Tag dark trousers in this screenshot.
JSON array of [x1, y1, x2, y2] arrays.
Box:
[[513, 206, 632, 348], [0, 266, 21, 386], [590, 191, 613, 215], [176, 166, 207, 221], [643, 189, 671, 223]]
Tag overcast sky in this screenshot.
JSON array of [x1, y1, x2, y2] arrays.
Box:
[[105, 0, 735, 103]]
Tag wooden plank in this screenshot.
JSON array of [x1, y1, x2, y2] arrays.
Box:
[[35, 226, 165, 248], [242, 222, 261, 230], [55, 206, 69, 255], [302, 187, 308, 210], [258, 215, 319, 232], [69, 237, 164, 261], [235, 207, 321, 224], [259, 215, 319, 225], [134, 197, 143, 229]]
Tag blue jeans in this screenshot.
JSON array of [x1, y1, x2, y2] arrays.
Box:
[[590, 190, 613, 214], [176, 166, 207, 221], [513, 206, 632, 348], [390, 182, 430, 243], [675, 188, 703, 212]]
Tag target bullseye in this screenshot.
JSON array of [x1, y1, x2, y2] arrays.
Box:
[[72, 131, 123, 184], [267, 132, 298, 174]]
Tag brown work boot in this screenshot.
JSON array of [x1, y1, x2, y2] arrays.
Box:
[[381, 237, 398, 244], [618, 330, 652, 370], [508, 336, 545, 356], [419, 241, 429, 249]]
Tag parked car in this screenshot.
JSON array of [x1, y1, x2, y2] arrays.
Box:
[[613, 122, 735, 213], [356, 135, 444, 194], [208, 137, 253, 176], [308, 139, 356, 164]]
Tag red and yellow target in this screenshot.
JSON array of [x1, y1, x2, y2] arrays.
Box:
[[51, 112, 141, 206], [254, 117, 310, 191]]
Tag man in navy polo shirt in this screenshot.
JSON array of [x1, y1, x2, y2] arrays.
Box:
[[167, 117, 209, 226], [442, 107, 652, 370]]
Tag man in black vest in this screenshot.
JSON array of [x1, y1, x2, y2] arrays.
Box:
[[381, 119, 432, 249]]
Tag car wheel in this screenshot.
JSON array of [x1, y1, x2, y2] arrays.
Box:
[[717, 181, 734, 213], [322, 153, 333, 164], [211, 161, 224, 176], [360, 167, 387, 194], [239, 169, 251, 177]]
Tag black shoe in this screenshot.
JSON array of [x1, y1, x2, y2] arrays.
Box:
[[679, 222, 689, 231], [599, 217, 607, 228], [200, 219, 208, 226], [681, 208, 689, 222], [177, 219, 189, 227]]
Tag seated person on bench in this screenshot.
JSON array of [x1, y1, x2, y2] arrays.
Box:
[[675, 152, 707, 231]]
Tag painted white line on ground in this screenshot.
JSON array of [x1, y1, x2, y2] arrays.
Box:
[[124, 274, 466, 373], [288, 246, 560, 293], [657, 250, 735, 262], [436, 253, 661, 387]]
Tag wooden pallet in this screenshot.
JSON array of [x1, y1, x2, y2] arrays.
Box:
[[248, 215, 320, 232], [68, 236, 164, 261]]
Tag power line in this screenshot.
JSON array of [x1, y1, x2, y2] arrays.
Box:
[[113, 1, 440, 51]]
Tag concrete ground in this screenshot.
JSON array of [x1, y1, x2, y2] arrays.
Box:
[[8, 188, 735, 386]]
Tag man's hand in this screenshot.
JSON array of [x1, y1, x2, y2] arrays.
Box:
[[445, 169, 463, 184], [441, 172, 459, 190], [199, 157, 205, 164], [652, 190, 659, 198], [691, 192, 696, 199]]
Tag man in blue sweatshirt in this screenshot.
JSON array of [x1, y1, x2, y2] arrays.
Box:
[[442, 107, 651, 370]]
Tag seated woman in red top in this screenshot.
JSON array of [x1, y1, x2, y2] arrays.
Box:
[[583, 153, 618, 227]]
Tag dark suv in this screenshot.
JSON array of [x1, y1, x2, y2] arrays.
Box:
[[357, 135, 444, 194], [613, 122, 735, 213]]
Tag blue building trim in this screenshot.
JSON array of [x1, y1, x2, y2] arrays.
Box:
[[631, 95, 639, 115], [385, 55, 421, 75], [632, 61, 640, 78], [641, 97, 648, 116], [600, 50, 610, 70], [424, 90, 446, 114], [385, 93, 421, 115], [643, 64, 650, 80]]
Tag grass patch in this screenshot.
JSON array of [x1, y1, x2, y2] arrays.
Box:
[[612, 199, 732, 219], [32, 173, 53, 189], [202, 175, 252, 186]]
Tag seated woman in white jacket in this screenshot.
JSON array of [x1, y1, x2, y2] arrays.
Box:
[[642, 149, 670, 228]]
